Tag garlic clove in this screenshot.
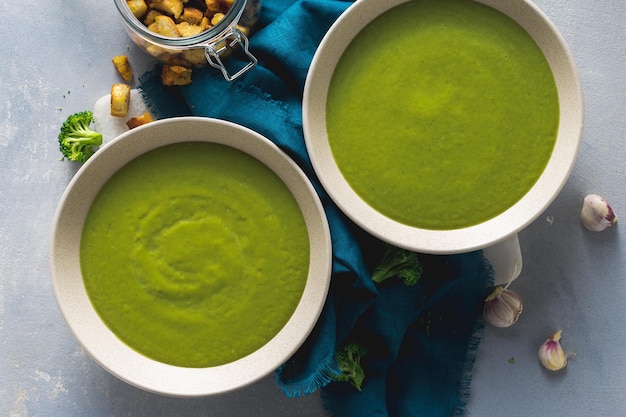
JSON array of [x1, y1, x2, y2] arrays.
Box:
[[483, 286, 523, 328], [581, 194, 617, 232], [538, 330, 568, 371]]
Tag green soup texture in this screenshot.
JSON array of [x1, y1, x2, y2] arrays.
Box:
[[326, 0, 560, 230], [80, 142, 310, 368]]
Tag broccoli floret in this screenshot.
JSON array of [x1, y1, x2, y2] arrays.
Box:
[[371, 243, 423, 285], [58, 110, 103, 162], [333, 341, 368, 391]]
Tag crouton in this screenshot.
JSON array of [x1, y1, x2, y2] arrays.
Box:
[[179, 7, 203, 25], [210, 12, 225, 26], [176, 21, 203, 37], [154, 15, 181, 37], [112, 55, 133, 82], [204, 0, 221, 13], [127, 0, 148, 19], [110, 84, 131, 117], [199, 16, 211, 31], [126, 112, 155, 129], [150, 0, 184, 19], [221, 0, 234, 9], [236, 24, 249, 36], [181, 48, 208, 66], [161, 65, 192, 85], [143, 9, 163, 26]]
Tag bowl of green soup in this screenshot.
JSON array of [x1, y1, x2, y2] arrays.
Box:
[[50, 117, 332, 396], [304, 0, 583, 253]]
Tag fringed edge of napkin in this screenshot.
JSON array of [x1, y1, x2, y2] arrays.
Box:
[[275, 355, 340, 398], [452, 320, 485, 416], [452, 252, 494, 416]]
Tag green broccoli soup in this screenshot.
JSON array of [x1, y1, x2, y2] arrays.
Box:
[[326, 0, 560, 230], [80, 142, 310, 368]]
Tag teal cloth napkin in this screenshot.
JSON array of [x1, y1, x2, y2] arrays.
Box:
[[138, 0, 494, 415]]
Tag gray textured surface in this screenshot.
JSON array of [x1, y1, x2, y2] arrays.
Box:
[[1, 1, 624, 416]]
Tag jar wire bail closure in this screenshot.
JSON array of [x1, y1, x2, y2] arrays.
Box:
[[205, 27, 258, 81]]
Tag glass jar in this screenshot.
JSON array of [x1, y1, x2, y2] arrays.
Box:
[[114, 0, 260, 81]]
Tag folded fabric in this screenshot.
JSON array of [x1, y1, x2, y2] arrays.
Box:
[[320, 252, 492, 417], [138, 0, 494, 415]]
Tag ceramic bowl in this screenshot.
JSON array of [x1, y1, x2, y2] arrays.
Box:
[[50, 117, 332, 396], [303, 0, 583, 254]]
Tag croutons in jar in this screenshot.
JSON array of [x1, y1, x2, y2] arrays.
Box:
[[114, 0, 261, 81]]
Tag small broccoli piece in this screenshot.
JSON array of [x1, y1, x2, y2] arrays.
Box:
[[58, 110, 103, 162], [333, 341, 368, 391], [371, 243, 423, 285]]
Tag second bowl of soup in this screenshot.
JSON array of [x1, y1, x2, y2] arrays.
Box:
[[303, 0, 583, 253]]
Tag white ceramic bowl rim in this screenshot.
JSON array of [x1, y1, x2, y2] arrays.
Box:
[[303, 0, 584, 254], [50, 117, 332, 397]]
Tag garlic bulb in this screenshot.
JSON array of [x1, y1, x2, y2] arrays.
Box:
[[581, 194, 617, 232], [483, 286, 523, 327], [538, 330, 569, 371]]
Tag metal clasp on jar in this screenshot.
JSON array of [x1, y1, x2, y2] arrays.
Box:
[[205, 27, 258, 82]]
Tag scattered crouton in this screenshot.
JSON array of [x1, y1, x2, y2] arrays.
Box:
[[112, 55, 133, 82], [126, 112, 155, 129], [110, 84, 131, 117]]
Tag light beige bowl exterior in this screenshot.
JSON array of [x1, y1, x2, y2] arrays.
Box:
[[303, 0, 583, 254], [50, 117, 332, 397]]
